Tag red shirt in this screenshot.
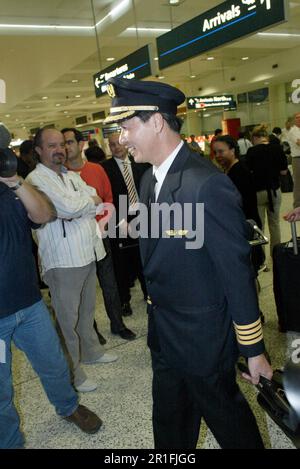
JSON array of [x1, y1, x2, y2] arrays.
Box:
[[69, 161, 113, 203], [68, 161, 114, 223]]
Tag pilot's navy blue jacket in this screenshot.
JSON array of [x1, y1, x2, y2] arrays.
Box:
[[139, 144, 265, 377]]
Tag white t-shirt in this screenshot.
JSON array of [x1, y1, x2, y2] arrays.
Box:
[[238, 138, 252, 156]]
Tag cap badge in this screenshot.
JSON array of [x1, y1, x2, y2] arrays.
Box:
[[107, 83, 116, 98]]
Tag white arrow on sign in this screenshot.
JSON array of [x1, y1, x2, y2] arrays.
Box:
[[189, 98, 195, 106], [95, 77, 101, 89]]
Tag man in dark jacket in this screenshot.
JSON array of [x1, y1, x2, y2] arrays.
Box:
[[102, 133, 149, 316], [103, 77, 272, 449]]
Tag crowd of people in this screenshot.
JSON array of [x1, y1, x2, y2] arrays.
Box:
[[1, 78, 299, 449]]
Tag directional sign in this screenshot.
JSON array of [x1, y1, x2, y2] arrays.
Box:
[[93, 45, 152, 98], [157, 0, 287, 70], [187, 95, 237, 111]]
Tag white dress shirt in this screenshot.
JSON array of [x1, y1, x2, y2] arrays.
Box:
[[281, 128, 291, 144], [27, 163, 106, 275], [288, 125, 300, 157], [153, 140, 184, 201]]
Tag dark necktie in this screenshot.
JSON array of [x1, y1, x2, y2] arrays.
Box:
[[148, 174, 157, 207]]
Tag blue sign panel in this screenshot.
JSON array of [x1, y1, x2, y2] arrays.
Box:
[[93, 45, 152, 98], [157, 0, 287, 70]]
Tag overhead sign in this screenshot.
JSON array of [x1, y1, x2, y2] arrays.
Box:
[[93, 45, 152, 98], [102, 125, 121, 139], [187, 95, 237, 111], [237, 87, 269, 103], [0, 79, 6, 103], [157, 0, 287, 70]]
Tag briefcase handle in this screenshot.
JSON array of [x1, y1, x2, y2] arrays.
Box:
[[290, 221, 298, 256], [237, 362, 291, 415]]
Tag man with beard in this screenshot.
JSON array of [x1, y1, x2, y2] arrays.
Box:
[[26, 128, 117, 394], [62, 127, 136, 341]]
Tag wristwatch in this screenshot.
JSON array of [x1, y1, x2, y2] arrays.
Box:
[[10, 178, 24, 191]]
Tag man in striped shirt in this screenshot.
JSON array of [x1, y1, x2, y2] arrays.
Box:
[[62, 127, 136, 342], [26, 128, 118, 394]]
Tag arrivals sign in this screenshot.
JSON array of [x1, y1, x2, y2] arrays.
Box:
[[157, 0, 287, 70], [93, 45, 152, 98], [187, 95, 237, 111]]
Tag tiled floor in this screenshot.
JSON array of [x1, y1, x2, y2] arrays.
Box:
[[11, 191, 299, 449]]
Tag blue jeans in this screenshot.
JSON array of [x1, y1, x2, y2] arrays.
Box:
[[0, 300, 78, 449]]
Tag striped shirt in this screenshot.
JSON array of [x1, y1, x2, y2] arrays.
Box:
[[26, 163, 106, 275]]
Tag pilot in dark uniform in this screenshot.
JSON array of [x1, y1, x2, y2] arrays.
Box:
[[103, 77, 273, 449]]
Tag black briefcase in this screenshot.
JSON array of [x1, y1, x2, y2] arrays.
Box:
[[238, 362, 300, 448], [273, 222, 300, 333], [280, 169, 294, 193]]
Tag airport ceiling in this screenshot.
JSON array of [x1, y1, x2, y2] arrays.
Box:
[[0, 0, 300, 135]]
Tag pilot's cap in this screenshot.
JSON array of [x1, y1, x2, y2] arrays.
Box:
[[103, 77, 185, 124]]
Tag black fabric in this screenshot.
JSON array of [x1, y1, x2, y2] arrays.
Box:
[[17, 158, 32, 179], [280, 169, 294, 193], [148, 174, 157, 207], [245, 143, 288, 193], [96, 237, 125, 331], [151, 350, 264, 449], [227, 162, 264, 273], [101, 157, 149, 304], [140, 144, 265, 375], [0, 182, 41, 318], [273, 241, 300, 333], [227, 162, 261, 227]]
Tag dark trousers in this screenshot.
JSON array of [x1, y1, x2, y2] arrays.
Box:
[[110, 238, 147, 304], [96, 238, 124, 332], [151, 350, 264, 449]]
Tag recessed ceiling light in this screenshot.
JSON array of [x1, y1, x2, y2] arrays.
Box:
[[64, 111, 68, 114], [5, 114, 10, 117], [242, 57, 249, 60], [126, 27, 170, 33], [75, 95, 81, 98], [42, 96, 48, 100], [207, 57, 215, 60], [158, 76, 165, 80], [106, 57, 115, 61], [190, 75, 196, 78], [258, 32, 300, 38], [72, 79, 79, 83], [154, 57, 159, 61], [169, 0, 180, 4], [56, 104, 61, 107]]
